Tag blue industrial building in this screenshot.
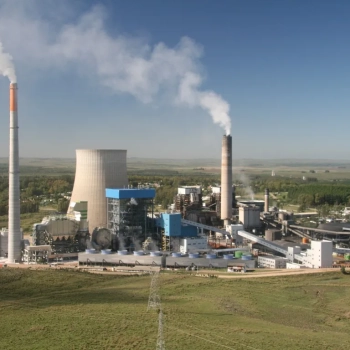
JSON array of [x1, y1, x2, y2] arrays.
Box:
[[106, 188, 155, 250], [156, 213, 198, 237], [105, 188, 156, 199]]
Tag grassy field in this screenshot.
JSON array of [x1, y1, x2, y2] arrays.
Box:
[[0, 269, 349, 349]]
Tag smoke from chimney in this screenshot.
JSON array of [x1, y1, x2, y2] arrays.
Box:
[[221, 135, 232, 225], [0, 42, 16, 83]]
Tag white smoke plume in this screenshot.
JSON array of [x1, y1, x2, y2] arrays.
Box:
[[0, 41, 16, 83], [0, 2, 231, 134], [238, 173, 255, 200]]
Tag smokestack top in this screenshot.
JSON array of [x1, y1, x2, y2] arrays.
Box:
[[10, 83, 17, 112]]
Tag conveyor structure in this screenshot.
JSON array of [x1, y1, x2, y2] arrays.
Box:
[[181, 219, 229, 237], [237, 230, 288, 255]]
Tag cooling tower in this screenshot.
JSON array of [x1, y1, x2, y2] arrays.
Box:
[[69, 150, 128, 232], [264, 188, 269, 212], [8, 83, 22, 262], [220, 135, 232, 225]]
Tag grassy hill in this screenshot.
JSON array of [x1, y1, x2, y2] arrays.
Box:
[[0, 269, 349, 349]]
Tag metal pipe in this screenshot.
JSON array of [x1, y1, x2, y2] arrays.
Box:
[[8, 82, 21, 262], [220, 135, 232, 225]]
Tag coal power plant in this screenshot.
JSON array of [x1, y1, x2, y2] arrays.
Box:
[[0, 80, 343, 271]]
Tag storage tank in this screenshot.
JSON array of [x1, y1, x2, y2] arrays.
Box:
[[242, 254, 253, 260], [118, 250, 128, 255], [302, 237, 309, 244], [68, 150, 128, 232], [189, 253, 199, 259], [172, 252, 182, 257], [85, 249, 96, 254], [235, 251, 243, 258], [150, 251, 162, 257], [133, 250, 144, 256], [206, 253, 217, 259], [223, 254, 234, 260]]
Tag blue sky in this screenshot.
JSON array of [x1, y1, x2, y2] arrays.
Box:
[[0, 0, 350, 159]]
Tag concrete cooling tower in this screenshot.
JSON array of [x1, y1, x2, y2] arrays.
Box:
[[69, 150, 128, 232]]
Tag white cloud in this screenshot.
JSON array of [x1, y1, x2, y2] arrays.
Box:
[[0, 1, 231, 133]]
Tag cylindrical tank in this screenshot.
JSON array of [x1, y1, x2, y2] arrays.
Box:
[[223, 254, 234, 260], [172, 252, 182, 257], [150, 251, 162, 257], [206, 253, 217, 259], [235, 251, 243, 258], [133, 250, 144, 256], [118, 250, 128, 255], [242, 254, 253, 260], [68, 149, 128, 232], [189, 253, 199, 259], [101, 249, 112, 254], [85, 249, 96, 254], [302, 237, 309, 244]]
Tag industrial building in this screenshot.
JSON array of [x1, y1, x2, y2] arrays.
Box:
[[238, 206, 261, 231], [174, 186, 202, 214], [258, 256, 287, 269], [32, 215, 89, 254], [68, 149, 128, 232], [78, 250, 256, 270], [106, 188, 156, 250]]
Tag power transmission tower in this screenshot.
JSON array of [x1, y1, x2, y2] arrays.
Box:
[[156, 310, 165, 350], [147, 271, 161, 311]]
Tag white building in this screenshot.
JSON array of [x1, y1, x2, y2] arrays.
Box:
[[258, 255, 287, 268], [180, 237, 207, 254], [288, 240, 333, 268]]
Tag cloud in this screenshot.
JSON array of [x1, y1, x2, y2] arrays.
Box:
[[0, 1, 231, 133]]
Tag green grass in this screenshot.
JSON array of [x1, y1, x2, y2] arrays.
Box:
[[0, 269, 349, 349]]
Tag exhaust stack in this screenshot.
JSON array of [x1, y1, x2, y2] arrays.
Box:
[[220, 135, 232, 226], [264, 188, 269, 212], [8, 83, 21, 262]]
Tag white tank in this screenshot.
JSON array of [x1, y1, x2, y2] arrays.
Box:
[[69, 150, 128, 232]]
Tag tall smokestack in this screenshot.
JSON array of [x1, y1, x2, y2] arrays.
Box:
[[221, 135, 232, 226], [264, 188, 269, 213], [8, 83, 21, 262]]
